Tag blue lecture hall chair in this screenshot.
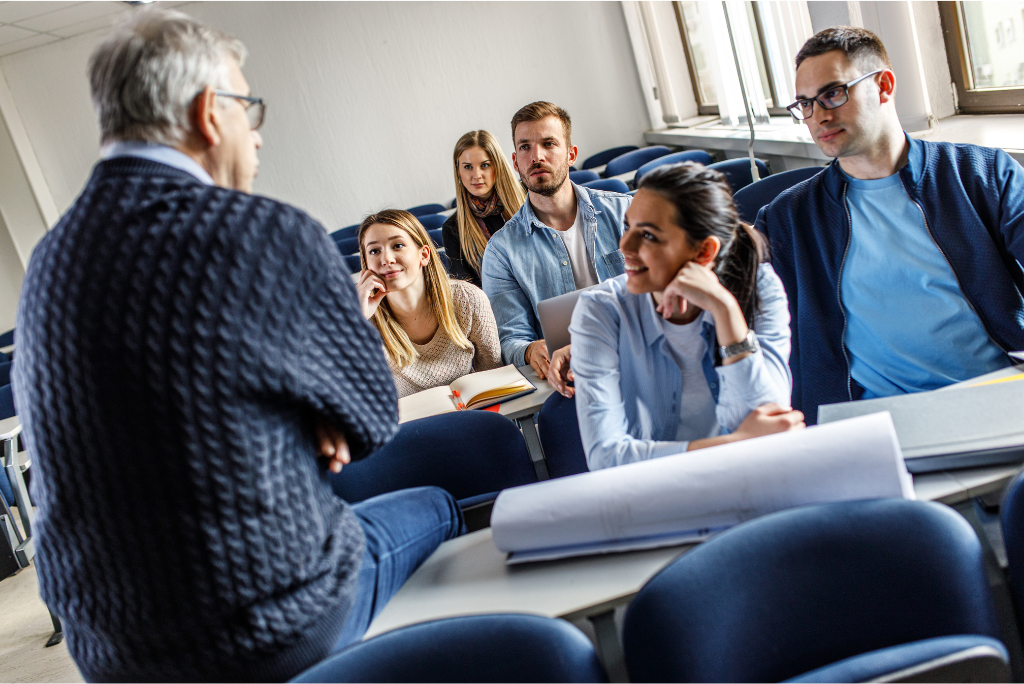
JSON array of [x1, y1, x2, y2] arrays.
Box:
[[706, 157, 771, 194], [603, 146, 672, 178], [634, 149, 714, 184], [418, 213, 447, 230], [344, 254, 361, 274], [332, 224, 360, 241], [1000, 470, 1024, 638], [732, 165, 824, 224], [427, 228, 442, 249], [336, 235, 359, 256], [406, 203, 448, 217], [537, 394, 589, 479], [581, 178, 630, 194], [0, 383, 15, 507], [0, 361, 10, 387], [449, 197, 458, 209], [290, 614, 609, 683], [622, 498, 1008, 683], [582, 145, 639, 171], [329, 410, 536, 508], [569, 169, 601, 185], [0, 328, 12, 348]]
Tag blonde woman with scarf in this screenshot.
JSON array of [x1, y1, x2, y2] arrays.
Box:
[[441, 130, 525, 287]]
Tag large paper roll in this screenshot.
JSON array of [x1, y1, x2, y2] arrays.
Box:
[[492, 412, 913, 563]]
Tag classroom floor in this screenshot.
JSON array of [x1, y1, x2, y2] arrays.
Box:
[[0, 560, 81, 683]]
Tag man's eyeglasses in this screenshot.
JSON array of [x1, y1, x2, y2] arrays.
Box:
[[786, 69, 883, 121], [214, 90, 266, 130]]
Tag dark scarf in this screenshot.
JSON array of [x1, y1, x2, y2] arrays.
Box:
[[467, 192, 504, 237]]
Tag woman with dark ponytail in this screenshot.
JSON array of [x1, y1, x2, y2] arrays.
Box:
[[569, 162, 804, 470]]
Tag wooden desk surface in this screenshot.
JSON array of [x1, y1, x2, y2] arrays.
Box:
[[365, 463, 1021, 639]]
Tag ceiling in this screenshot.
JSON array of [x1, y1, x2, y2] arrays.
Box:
[[0, 2, 186, 58]]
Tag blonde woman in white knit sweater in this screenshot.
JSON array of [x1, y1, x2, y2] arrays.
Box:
[[355, 209, 503, 398]]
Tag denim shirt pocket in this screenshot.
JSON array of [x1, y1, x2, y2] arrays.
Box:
[[601, 249, 626, 274]]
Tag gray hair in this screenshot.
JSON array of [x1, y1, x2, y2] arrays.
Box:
[[88, 9, 247, 146]]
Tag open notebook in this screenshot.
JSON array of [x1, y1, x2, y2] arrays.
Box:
[[398, 364, 536, 423]]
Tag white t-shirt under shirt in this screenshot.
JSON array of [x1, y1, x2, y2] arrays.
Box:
[[656, 308, 720, 442], [558, 203, 599, 289]]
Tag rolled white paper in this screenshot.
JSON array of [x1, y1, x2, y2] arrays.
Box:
[[492, 412, 913, 562]]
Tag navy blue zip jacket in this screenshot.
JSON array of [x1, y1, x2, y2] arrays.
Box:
[[756, 135, 1024, 424]]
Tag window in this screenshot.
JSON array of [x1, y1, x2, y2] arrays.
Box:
[[940, 1, 1024, 112], [674, 1, 810, 118]]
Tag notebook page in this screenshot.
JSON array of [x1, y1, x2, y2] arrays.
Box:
[[398, 386, 459, 423], [449, 365, 533, 406]]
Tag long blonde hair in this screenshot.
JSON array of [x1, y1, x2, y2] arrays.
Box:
[[358, 209, 471, 367], [452, 130, 525, 273]]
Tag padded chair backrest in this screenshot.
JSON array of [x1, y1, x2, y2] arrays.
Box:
[[732, 165, 823, 224], [569, 169, 601, 184], [634, 149, 714, 183], [332, 224, 360, 241], [537, 394, 588, 478], [407, 203, 448, 217], [291, 614, 608, 683], [1002, 470, 1024, 627], [344, 254, 362, 274], [706, 157, 771, 194], [0, 384, 13, 421], [604, 146, 672, 177], [438, 249, 450, 271], [450, 197, 458, 209], [582, 145, 639, 170], [0, 361, 10, 388], [330, 411, 537, 503], [427, 228, 443, 248], [0, 328, 13, 348], [419, 213, 447, 230], [623, 498, 999, 683], [336, 236, 360, 255], [581, 178, 630, 194]]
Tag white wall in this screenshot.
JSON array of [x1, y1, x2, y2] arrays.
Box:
[[0, 1, 651, 231]]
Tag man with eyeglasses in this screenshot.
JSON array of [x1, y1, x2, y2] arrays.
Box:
[[12, 9, 461, 682], [755, 26, 1024, 424]]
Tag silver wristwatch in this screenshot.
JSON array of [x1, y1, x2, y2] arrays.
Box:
[[719, 330, 759, 359]]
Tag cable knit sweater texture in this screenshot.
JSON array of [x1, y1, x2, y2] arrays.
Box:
[[388, 280, 503, 398], [12, 158, 398, 682]]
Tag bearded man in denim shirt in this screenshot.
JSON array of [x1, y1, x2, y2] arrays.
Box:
[[482, 102, 630, 384]]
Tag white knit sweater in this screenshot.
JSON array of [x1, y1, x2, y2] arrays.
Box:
[[389, 280, 503, 397]]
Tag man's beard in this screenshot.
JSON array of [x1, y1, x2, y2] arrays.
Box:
[[521, 162, 570, 197]]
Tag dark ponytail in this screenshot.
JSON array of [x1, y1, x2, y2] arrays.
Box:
[[636, 161, 767, 325]]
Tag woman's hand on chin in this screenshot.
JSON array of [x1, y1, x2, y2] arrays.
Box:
[[356, 269, 388, 319], [656, 261, 732, 320]]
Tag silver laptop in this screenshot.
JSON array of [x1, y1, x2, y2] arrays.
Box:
[[537, 285, 599, 357]]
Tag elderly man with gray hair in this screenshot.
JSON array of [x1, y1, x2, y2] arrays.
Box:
[[12, 9, 461, 682]]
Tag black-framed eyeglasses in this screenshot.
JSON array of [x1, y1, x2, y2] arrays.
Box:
[[214, 90, 266, 130], [785, 69, 883, 121]]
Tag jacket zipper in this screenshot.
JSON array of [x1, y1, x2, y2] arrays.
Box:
[[838, 183, 854, 400], [901, 181, 1011, 355]]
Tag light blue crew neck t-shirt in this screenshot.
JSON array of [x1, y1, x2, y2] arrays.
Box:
[[840, 168, 1009, 398]]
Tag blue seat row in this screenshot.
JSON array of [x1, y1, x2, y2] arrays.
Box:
[[290, 496, 1009, 682]]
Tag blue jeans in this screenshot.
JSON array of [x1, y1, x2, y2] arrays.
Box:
[[334, 486, 464, 649]]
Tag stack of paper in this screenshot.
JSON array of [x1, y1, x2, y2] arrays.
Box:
[[491, 412, 912, 564]]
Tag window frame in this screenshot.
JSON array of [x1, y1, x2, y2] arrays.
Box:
[[939, 1, 1024, 114]]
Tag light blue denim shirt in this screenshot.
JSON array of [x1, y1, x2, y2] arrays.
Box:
[[570, 265, 793, 470], [481, 183, 630, 366]]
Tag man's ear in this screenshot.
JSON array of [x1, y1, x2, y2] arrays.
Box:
[[878, 69, 897, 103], [568, 145, 579, 167], [694, 236, 721, 266], [192, 86, 222, 147]]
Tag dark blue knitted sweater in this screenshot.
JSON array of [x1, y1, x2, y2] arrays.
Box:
[[12, 158, 397, 682]]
